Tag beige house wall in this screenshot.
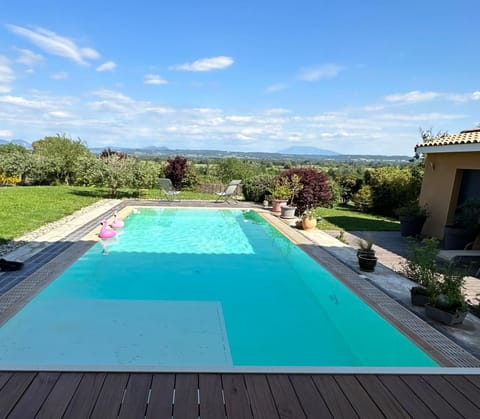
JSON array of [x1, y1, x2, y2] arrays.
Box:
[[419, 151, 480, 239]]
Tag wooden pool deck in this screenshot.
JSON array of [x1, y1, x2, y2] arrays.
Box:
[[0, 371, 479, 418]]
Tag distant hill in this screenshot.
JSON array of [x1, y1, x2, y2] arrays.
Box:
[[278, 146, 341, 156], [0, 139, 32, 149]]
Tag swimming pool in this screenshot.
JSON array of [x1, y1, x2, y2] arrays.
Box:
[[0, 208, 438, 369]]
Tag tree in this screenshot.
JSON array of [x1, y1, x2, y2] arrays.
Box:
[[165, 156, 188, 189], [215, 157, 261, 183], [31, 134, 92, 184], [0, 143, 33, 183]]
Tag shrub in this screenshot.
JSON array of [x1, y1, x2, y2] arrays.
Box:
[[215, 157, 261, 183], [279, 168, 332, 213], [402, 238, 439, 289], [242, 175, 275, 202], [352, 185, 373, 212], [165, 156, 188, 189]]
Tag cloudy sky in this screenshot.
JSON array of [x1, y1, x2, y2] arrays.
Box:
[[1, 0, 479, 155]]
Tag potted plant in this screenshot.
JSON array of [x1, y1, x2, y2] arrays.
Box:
[[425, 265, 468, 325], [357, 238, 377, 272], [269, 178, 292, 213], [278, 175, 302, 219], [301, 207, 318, 230], [443, 198, 480, 249], [396, 203, 429, 237], [402, 238, 439, 306]]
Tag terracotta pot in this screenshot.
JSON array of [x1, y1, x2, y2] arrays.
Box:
[[302, 217, 317, 231], [271, 199, 287, 213]]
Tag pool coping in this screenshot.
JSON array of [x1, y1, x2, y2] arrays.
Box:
[[0, 200, 480, 372]]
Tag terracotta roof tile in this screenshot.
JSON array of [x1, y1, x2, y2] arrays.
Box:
[[415, 128, 480, 150]]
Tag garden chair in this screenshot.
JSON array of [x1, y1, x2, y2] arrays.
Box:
[[215, 180, 241, 204], [159, 178, 180, 201]]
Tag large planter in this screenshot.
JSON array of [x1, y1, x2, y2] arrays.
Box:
[[357, 254, 377, 272], [302, 217, 317, 231], [425, 304, 467, 326], [280, 205, 297, 219], [399, 215, 426, 237], [410, 286, 430, 307], [271, 199, 288, 213], [443, 225, 476, 250]]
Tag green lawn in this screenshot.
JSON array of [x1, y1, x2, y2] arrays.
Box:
[[315, 204, 400, 231], [0, 186, 217, 244]]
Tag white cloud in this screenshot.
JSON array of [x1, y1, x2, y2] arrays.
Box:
[[0, 95, 50, 109], [144, 74, 168, 85], [0, 55, 14, 93], [96, 61, 116, 72], [16, 48, 44, 67], [473, 91, 480, 100], [51, 72, 69, 80], [377, 112, 466, 121], [265, 83, 288, 93], [0, 129, 13, 137], [297, 63, 343, 81], [385, 91, 441, 103], [6, 24, 100, 65], [170, 56, 233, 72]]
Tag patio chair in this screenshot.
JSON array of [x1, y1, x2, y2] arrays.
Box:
[[159, 178, 180, 201], [215, 180, 241, 203]]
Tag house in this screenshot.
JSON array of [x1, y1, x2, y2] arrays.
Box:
[[415, 128, 480, 239]]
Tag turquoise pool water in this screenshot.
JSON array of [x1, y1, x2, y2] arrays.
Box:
[[0, 208, 437, 368]]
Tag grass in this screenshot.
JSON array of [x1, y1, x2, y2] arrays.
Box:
[[315, 204, 400, 231], [0, 186, 219, 244]]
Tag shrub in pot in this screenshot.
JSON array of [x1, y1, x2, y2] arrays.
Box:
[[401, 238, 439, 306], [426, 265, 468, 326], [357, 238, 377, 272], [396, 204, 429, 237], [301, 207, 318, 230]]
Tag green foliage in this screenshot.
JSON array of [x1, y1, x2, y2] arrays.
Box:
[[429, 264, 467, 313], [0, 144, 33, 183], [402, 238, 439, 288], [215, 157, 262, 183], [241, 174, 275, 202], [396, 203, 430, 218], [31, 134, 92, 185], [326, 179, 342, 208], [363, 166, 424, 216], [337, 174, 363, 203], [352, 185, 373, 212], [91, 154, 137, 197]]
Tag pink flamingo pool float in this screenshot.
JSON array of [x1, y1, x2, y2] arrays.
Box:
[[110, 211, 124, 229], [98, 219, 117, 239]]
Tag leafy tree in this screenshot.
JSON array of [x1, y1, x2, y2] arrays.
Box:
[[31, 134, 92, 184], [215, 157, 261, 183], [337, 174, 363, 203], [92, 154, 136, 197], [165, 156, 188, 189], [0, 144, 33, 183], [242, 174, 276, 202], [279, 168, 332, 213]]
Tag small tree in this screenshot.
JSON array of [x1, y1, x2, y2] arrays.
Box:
[[165, 156, 188, 189]]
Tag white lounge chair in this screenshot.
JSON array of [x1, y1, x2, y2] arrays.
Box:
[[215, 180, 241, 203], [159, 178, 180, 201]]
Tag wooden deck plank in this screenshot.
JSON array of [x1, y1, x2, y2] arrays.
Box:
[[400, 375, 462, 419], [0, 373, 12, 391], [289, 375, 332, 418], [146, 374, 175, 419], [334, 375, 383, 419], [464, 374, 480, 390], [423, 375, 480, 417], [90, 373, 129, 419], [172, 374, 198, 419], [222, 374, 253, 419], [443, 376, 480, 409], [118, 373, 152, 419], [199, 374, 225, 419], [62, 372, 106, 419], [355, 375, 410, 419], [378, 375, 436, 419], [312, 375, 359, 418], [267, 375, 306, 419], [35, 372, 83, 419], [244, 374, 280, 419], [6, 372, 60, 419], [0, 372, 36, 419]]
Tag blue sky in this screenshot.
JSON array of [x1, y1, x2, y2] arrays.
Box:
[[1, 0, 479, 155]]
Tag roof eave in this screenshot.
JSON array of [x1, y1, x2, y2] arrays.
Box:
[[416, 143, 480, 154]]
